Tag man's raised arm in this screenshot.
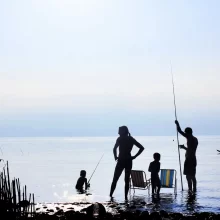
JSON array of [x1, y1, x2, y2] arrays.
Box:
[[175, 120, 187, 138]]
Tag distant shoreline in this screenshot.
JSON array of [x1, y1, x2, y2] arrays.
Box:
[[0, 135, 220, 138]]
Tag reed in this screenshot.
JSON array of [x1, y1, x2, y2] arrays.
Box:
[[0, 161, 36, 219]]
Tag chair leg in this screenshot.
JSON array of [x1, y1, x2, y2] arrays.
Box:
[[176, 178, 177, 194], [174, 179, 177, 195]]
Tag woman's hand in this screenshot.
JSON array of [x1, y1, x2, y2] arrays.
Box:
[[115, 157, 118, 161]]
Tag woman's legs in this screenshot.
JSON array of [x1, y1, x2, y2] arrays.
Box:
[[110, 166, 124, 197], [124, 169, 131, 200]]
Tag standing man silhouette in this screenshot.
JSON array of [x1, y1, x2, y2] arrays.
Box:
[[175, 120, 198, 192]]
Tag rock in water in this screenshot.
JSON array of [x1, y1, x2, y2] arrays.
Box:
[[86, 202, 106, 218]]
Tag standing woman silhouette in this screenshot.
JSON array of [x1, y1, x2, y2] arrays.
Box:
[[110, 126, 145, 200]]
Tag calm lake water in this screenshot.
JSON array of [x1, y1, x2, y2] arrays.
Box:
[[0, 136, 220, 213]]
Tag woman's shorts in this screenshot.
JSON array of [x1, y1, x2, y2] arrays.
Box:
[[116, 158, 132, 170]]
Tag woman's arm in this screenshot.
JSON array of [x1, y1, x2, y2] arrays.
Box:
[[113, 139, 120, 161], [132, 138, 144, 160]]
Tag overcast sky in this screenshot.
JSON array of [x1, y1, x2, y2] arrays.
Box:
[[0, 0, 220, 136]]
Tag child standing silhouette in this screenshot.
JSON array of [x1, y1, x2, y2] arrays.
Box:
[[148, 153, 161, 196]]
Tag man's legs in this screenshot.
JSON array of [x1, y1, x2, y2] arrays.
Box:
[[191, 175, 197, 192], [124, 169, 131, 200], [186, 175, 192, 191], [110, 166, 123, 197]]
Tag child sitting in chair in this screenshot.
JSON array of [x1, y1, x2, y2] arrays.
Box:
[[148, 153, 161, 196], [75, 170, 90, 192]]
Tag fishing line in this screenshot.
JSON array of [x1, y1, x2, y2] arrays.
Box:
[[88, 154, 104, 184]]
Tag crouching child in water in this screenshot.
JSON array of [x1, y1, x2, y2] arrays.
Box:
[[75, 170, 90, 193], [148, 153, 161, 197]]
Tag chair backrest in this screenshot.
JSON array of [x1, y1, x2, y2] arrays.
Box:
[[160, 169, 175, 188], [131, 170, 146, 188]]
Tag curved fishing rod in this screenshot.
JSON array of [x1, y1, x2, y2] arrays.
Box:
[[88, 154, 104, 184], [171, 63, 184, 191]]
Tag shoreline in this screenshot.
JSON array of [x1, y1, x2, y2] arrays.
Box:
[[35, 201, 220, 219]]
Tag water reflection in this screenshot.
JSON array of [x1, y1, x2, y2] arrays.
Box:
[[126, 191, 204, 214], [185, 191, 198, 212], [151, 193, 177, 212], [128, 193, 177, 212]]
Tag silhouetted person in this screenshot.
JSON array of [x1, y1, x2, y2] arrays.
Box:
[[175, 120, 198, 192], [148, 153, 161, 196], [110, 126, 144, 200], [75, 170, 90, 192]]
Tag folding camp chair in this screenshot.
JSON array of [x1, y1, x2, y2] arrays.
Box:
[[130, 170, 151, 194], [160, 169, 177, 194]]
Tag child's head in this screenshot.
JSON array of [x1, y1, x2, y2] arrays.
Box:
[[118, 126, 130, 136], [185, 127, 193, 135], [80, 170, 86, 178], [153, 153, 161, 161]]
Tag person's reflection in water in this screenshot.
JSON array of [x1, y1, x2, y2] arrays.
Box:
[[151, 195, 161, 211], [153, 194, 177, 213], [185, 191, 197, 212], [109, 126, 144, 201]]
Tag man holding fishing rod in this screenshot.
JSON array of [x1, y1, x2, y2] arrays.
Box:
[[175, 120, 198, 193], [110, 126, 144, 201]]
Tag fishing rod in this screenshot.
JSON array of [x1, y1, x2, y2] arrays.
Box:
[[171, 63, 184, 191], [88, 154, 104, 184]]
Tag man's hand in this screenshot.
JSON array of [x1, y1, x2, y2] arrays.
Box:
[[179, 144, 185, 149], [175, 120, 179, 126], [87, 183, 90, 188], [131, 156, 136, 160]]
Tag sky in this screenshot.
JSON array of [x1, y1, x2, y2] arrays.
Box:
[[0, 0, 220, 137]]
